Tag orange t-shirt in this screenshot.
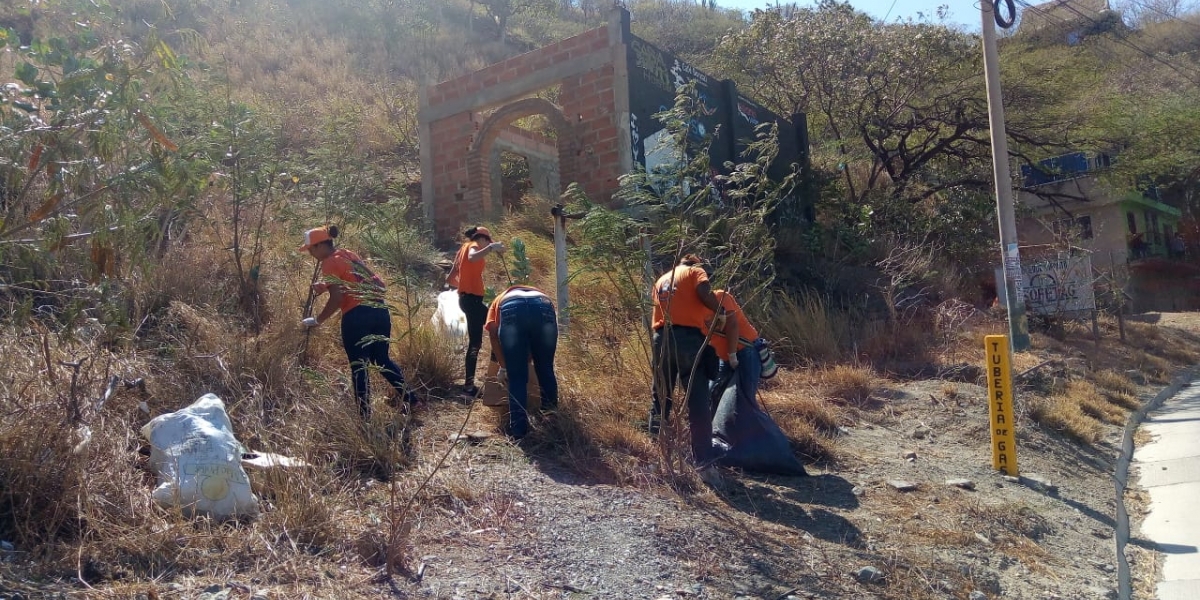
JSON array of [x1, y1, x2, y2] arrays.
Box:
[[485, 285, 550, 334], [708, 291, 759, 361], [651, 264, 713, 330], [450, 241, 487, 297], [321, 248, 385, 314]]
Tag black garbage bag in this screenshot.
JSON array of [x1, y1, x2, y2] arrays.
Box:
[[711, 372, 808, 476]]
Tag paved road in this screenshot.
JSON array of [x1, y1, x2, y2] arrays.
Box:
[[1135, 382, 1200, 600]]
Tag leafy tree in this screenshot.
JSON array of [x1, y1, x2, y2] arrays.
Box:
[[0, 7, 207, 278], [479, 0, 555, 43], [713, 1, 1070, 265]]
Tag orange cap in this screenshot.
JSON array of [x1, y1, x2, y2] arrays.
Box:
[[298, 227, 332, 251], [472, 226, 493, 241]]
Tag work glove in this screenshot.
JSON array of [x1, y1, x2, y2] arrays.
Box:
[[312, 282, 328, 295], [490, 242, 507, 254], [497, 367, 508, 386], [302, 317, 319, 328], [728, 355, 739, 370]]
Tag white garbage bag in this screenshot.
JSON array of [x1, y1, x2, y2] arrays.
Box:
[[432, 290, 468, 339], [140, 394, 259, 519]]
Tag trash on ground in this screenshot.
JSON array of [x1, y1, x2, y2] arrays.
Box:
[[141, 393, 259, 519]]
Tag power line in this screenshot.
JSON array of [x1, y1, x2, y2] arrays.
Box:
[[1120, 0, 1200, 32], [1015, 0, 1200, 85], [881, 0, 900, 21], [1042, 0, 1200, 83]]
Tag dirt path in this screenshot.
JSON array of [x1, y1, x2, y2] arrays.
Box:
[[364, 365, 1177, 599]]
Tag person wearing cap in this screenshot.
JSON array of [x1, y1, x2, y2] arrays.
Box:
[[300, 225, 416, 419], [446, 226, 505, 397], [648, 254, 723, 472], [485, 284, 559, 440]]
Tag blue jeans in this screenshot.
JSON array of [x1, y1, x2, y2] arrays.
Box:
[[341, 305, 409, 419], [498, 295, 559, 438], [650, 325, 715, 464]]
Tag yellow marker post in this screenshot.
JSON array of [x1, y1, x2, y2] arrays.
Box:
[[984, 335, 1019, 476]]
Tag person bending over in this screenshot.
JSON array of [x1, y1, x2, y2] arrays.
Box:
[[486, 284, 559, 440]]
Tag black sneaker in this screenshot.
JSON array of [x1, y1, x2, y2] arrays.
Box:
[[462, 384, 479, 397]]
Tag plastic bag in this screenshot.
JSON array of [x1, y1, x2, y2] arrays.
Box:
[[432, 290, 468, 339], [140, 394, 259, 519], [711, 375, 807, 476]]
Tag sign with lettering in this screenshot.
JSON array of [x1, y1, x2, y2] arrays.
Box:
[[994, 254, 1095, 318], [626, 35, 729, 170], [623, 34, 811, 224], [985, 335, 1019, 476], [1023, 255, 1095, 317]]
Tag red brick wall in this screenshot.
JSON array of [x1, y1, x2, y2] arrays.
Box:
[[423, 22, 625, 242], [559, 64, 620, 205], [428, 112, 481, 235]]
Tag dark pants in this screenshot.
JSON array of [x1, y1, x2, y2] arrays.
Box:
[[459, 293, 488, 385], [498, 295, 559, 438], [341, 305, 408, 419], [650, 325, 715, 464]]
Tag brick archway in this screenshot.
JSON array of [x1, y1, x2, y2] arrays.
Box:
[[467, 97, 577, 218]]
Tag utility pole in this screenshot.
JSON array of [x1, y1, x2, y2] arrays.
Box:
[[981, 0, 1030, 351]]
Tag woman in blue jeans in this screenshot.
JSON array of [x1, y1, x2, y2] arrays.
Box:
[[485, 285, 559, 439], [299, 225, 416, 419]]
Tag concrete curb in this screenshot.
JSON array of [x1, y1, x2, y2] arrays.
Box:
[[1115, 367, 1198, 600]]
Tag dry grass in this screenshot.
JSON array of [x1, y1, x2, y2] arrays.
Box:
[[1134, 350, 1175, 384], [763, 291, 849, 364], [1093, 369, 1138, 396], [8, 179, 1200, 597], [941, 382, 960, 400], [1067, 380, 1128, 425], [1028, 396, 1105, 444], [817, 364, 879, 406]]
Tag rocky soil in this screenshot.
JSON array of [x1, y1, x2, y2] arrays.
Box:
[[6, 314, 1198, 600], [352, 315, 1200, 600]]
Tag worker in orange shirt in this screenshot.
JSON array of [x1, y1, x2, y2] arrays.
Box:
[[709, 288, 763, 427], [649, 254, 723, 476], [446, 226, 505, 397], [485, 284, 559, 439], [300, 225, 416, 419]]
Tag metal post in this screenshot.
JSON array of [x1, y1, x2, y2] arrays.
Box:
[[981, 0, 1030, 351], [552, 203, 570, 332]]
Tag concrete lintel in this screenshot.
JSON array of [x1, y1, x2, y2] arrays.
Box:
[[418, 49, 614, 123], [494, 136, 558, 164]]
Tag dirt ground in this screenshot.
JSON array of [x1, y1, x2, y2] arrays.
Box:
[[5, 312, 1196, 600], [317, 313, 1200, 600]]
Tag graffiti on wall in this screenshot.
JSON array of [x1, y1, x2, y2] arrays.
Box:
[[624, 34, 811, 223]]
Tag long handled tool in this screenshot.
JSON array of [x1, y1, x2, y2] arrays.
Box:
[[299, 261, 322, 364]]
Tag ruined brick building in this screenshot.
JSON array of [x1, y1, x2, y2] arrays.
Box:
[[417, 6, 810, 243]]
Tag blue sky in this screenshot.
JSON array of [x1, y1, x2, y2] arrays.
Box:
[[718, 0, 980, 29]]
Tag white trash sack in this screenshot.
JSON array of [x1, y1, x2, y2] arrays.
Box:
[[140, 393, 259, 519], [432, 289, 468, 339]]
